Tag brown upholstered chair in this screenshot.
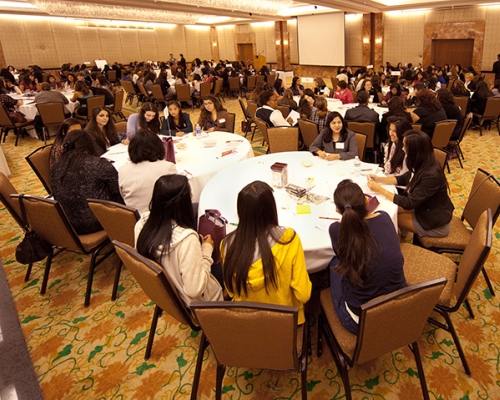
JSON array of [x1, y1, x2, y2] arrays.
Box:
[[228, 77, 241, 97], [25, 144, 53, 196], [431, 120, 457, 149], [112, 240, 206, 400], [107, 69, 117, 82], [253, 117, 270, 153], [277, 105, 290, 119], [317, 278, 447, 400], [176, 84, 193, 110], [347, 121, 377, 162], [433, 147, 449, 172], [255, 75, 265, 85], [418, 169, 500, 300], [149, 84, 166, 107], [213, 79, 224, 103], [110, 90, 126, 121], [193, 82, 212, 107], [36, 102, 66, 144], [136, 81, 151, 105], [267, 74, 276, 88], [238, 97, 256, 139], [11, 194, 112, 306], [412, 123, 422, 131], [453, 96, 469, 118], [191, 301, 309, 400], [75, 95, 105, 122], [448, 112, 472, 169], [401, 209, 492, 376], [330, 76, 339, 91], [225, 112, 236, 133], [120, 79, 139, 105], [297, 119, 319, 149], [243, 75, 256, 93], [0, 104, 35, 146], [267, 126, 299, 153], [472, 97, 500, 135], [354, 132, 367, 162], [87, 199, 140, 301]]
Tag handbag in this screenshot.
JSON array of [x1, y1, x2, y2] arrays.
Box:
[[365, 194, 380, 214], [15, 195, 52, 264], [9, 110, 27, 124], [198, 209, 227, 264], [162, 136, 176, 164]]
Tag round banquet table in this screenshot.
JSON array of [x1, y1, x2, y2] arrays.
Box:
[[13, 91, 76, 120], [0, 146, 10, 176], [102, 131, 254, 203], [198, 151, 398, 273]]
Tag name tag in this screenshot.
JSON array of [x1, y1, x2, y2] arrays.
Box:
[[219, 118, 226, 124], [336, 142, 345, 149]]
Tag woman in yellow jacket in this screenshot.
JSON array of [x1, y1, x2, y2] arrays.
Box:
[[221, 181, 312, 325]]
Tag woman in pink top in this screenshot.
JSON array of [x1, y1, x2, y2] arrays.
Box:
[[333, 81, 354, 104]]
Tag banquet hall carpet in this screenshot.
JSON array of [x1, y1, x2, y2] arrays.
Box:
[[1, 96, 500, 399]]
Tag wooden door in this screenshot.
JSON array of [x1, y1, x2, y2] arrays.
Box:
[[238, 44, 253, 65], [431, 39, 474, 67]]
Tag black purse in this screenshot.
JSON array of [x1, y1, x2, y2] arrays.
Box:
[[15, 194, 52, 265]]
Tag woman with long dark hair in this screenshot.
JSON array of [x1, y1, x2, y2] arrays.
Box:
[[470, 81, 494, 127], [310, 97, 331, 132], [309, 112, 358, 160], [71, 81, 93, 116], [49, 118, 82, 169], [135, 174, 223, 305], [378, 96, 411, 142], [329, 180, 406, 334], [126, 102, 161, 140], [85, 106, 119, 154], [290, 76, 304, 96], [160, 100, 193, 136], [381, 83, 407, 105], [221, 181, 311, 324], [436, 88, 463, 140], [368, 130, 454, 238], [383, 116, 412, 176], [410, 88, 447, 137], [197, 95, 230, 132]]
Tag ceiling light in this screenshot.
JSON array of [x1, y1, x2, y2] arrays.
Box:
[[167, 0, 293, 15]]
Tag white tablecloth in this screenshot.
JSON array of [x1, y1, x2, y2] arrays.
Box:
[[0, 146, 10, 176], [102, 131, 254, 203], [198, 151, 397, 273]]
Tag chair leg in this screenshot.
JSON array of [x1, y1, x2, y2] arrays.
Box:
[[190, 333, 209, 400], [482, 266, 495, 297], [14, 128, 20, 146], [111, 260, 123, 301], [317, 312, 324, 357], [145, 305, 162, 360], [84, 241, 113, 307], [446, 159, 450, 174], [24, 262, 33, 282], [409, 342, 430, 400], [215, 364, 226, 400], [464, 298, 474, 319], [40, 247, 55, 295]]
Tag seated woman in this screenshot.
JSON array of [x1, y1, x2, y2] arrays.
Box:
[[135, 174, 223, 305], [119, 130, 177, 215], [278, 89, 298, 111], [47, 74, 62, 90], [297, 97, 313, 120], [470, 81, 494, 127], [436, 88, 463, 140], [20, 73, 39, 93], [4, 79, 22, 95], [85, 106, 119, 155], [221, 181, 312, 325], [383, 116, 412, 176], [49, 118, 82, 169], [71, 81, 93, 116], [250, 81, 271, 102], [368, 130, 454, 238], [143, 72, 157, 93], [197, 95, 230, 132], [381, 83, 407, 106], [273, 78, 285, 97], [314, 77, 330, 97], [161, 100, 193, 136], [492, 79, 500, 97], [309, 111, 358, 161], [329, 180, 406, 334], [378, 96, 411, 143], [0, 80, 23, 111], [191, 73, 202, 96], [289, 76, 304, 96], [359, 80, 380, 104], [63, 73, 77, 91], [126, 102, 161, 140], [464, 72, 476, 92], [50, 130, 123, 234], [256, 91, 292, 127], [450, 79, 469, 97], [333, 81, 354, 104], [410, 89, 447, 137], [310, 97, 331, 132]]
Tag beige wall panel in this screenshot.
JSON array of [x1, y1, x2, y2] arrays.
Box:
[[99, 28, 124, 64], [195, 29, 212, 61], [264, 25, 277, 63], [50, 21, 83, 66], [426, 7, 486, 24], [216, 26, 235, 61], [137, 30, 158, 61], [0, 17, 31, 68], [483, 7, 500, 70], [24, 20, 59, 67], [287, 20, 298, 64], [169, 26, 186, 60], [77, 27, 104, 63], [184, 27, 200, 61], [345, 15, 363, 66], [383, 12, 425, 67], [119, 30, 140, 64], [154, 27, 174, 61]]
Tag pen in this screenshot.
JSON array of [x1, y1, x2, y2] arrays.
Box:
[[361, 169, 372, 171], [319, 216, 339, 220], [229, 222, 238, 226], [184, 169, 192, 175]]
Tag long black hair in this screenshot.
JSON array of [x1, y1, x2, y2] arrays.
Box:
[[322, 111, 348, 143], [386, 116, 412, 174], [136, 175, 195, 262], [223, 181, 295, 297]]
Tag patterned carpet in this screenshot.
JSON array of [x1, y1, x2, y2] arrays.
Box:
[[1, 96, 500, 399]]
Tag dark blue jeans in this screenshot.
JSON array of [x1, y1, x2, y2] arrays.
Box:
[[329, 264, 359, 335]]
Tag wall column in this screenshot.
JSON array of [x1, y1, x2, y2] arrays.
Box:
[[210, 26, 219, 61]]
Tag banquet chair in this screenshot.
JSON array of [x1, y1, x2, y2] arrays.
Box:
[[225, 112, 235, 133], [214, 79, 224, 103], [176, 84, 193, 110], [87, 199, 140, 301], [246, 101, 259, 140], [447, 112, 472, 169], [190, 301, 309, 400], [253, 117, 270, 153], [297, 119, 319, 149], [25, 144, 53, 196], [36, 102, 66, 144], [256, 75, 265, 85], [433, 148, 449, 172], [267, 74, 277, 88], [317, 278, 447, 400], [149, 85, 166, 108], [377, 92, 383, 103], [412, 123, 422, 131], [110, 90, 126, 122], [75, 95, 105, 122], [193, 82, 212, 107], [354, 133, 367, 161], [228, 77, 241, 98], [277, 105, 290, 119], [114, 121, 127, 138], [120, 79, 139, 105], [0, 104, 35, 146], [11, 194, 113, 307], [431, 120, 456, 148], [242, 75, 256, 94], [401, 209, 492, 376], [267, 126, 299, 153], [238, 97, 256, 139], [418, 169, 500, 300], [351, 91, 357, 103], [330, 77, 339, 91], [472, 97, 500, 136], [453, 96, 469, 118], [107, 69, 117, 83], [112, 240, 206, 400], [137, 82, 152, 104], [347, 122, 377, 162]]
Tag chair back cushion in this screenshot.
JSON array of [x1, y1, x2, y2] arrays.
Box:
[[0, 104, 15, 127], [482, 97, 500, 119], [36, 103, 65, 125], [347, 122, 376, 148], [433, 148, 448, 171], [200, 82, 212, 97], [247, 101, 258, 119], [25, 145, 53, 195], [354, 278, 447, 365], [176, 84, 191, 102], [0, 172, 23, 227], [297, 119, 319, 149], [431, 120, 457, 148], [463, 169, 500, 229], [86, 95, 106, 114], [113, 90, 125, 113], [225, 113, 236, 133], [354, 133, 367, 161], [267, 127, 299, 153], [191, 302, 299, 371]]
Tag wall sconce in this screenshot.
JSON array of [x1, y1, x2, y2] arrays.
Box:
[[375, 38, 382, 44], [212, 42, 217, 47], [363, 38, 370, 44], [283, 39, 288, 45], [275, 39, 281, 45]]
